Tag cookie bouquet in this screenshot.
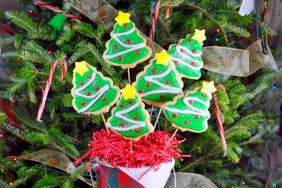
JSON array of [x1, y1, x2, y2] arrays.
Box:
[[74, 11, 215, 188]]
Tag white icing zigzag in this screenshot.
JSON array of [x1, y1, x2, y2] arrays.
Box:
[[107, 103, 145, 131], [139, 67, 182, 97], [104, 27, 145, 59], [75, 72, 109, 113]]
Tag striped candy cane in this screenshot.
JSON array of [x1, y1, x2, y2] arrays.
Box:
[[149, 0, 160, 40], [212, 84, 227, 156]]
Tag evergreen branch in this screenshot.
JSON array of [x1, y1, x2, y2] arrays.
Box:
[[224, 23, 250, 37], [25, 41, 54, 64], [56, 25, 75, 46], [0, 180, 10, 188], [25, 132, 49, 145], [260, 22, 277, 36], [0, 35, 14, 47], [68, 44, 89, 65], [225, 126, 251, 140], [27, 84, 37, 104]]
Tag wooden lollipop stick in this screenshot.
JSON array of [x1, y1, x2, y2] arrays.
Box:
[[163, 128, 179, 151], [101, 113, 110, 134], [130, 140, 133, 151], [150, 104, 155, 118], [153, 106, 163, 129], [128, 68, 131, 84]]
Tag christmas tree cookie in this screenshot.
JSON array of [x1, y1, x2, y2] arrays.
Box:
[[163, 81, 216, 133], [167, 29, 206, 79], [72, 61, 120, 115], [103, 11, 152, 69], [107, 84, 153, 141], [133, 50, 183, 107]]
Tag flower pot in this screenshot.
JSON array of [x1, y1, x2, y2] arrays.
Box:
[[94, 159, 175, 188]]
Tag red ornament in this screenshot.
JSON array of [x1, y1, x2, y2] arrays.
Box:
[[215, 28, 220, 33], [174, 61, 179, 65], [166, 80, 170, 85], [120, 103, 125, 108], [134, 115, 139, 120], [29, 9, 34, 14], [79, 82, 84, 86], [136, 49, 140, 54], [191, 62, 196, 66], [188, 40, 193, 44], [196, 115, 200, 119], [95, 86, 99, 91], [146, 83, 151, 87], [128, 100, 133, 104], [0, 134, 3, 138], [102, 97, 106, 101], [48, 50, 52, 54], [152, 69, 157, 73], [126, 40, 131, 44], [123, 24, 128, 28], [185, 120, 190, 125], [139, 90, 143, 94], [160, 95, 165, 99], [136, 129, 141, 133], [189, 100, 194, 104], [81, 101, 85, 106], [16, 58, 20, 61], [173, 113, 178, 118], [118, 56, 122, 61], [86, 92, 91, 96], [201, 93, 206, 97], [192, 50, 197, 53], [88, 75, 92, 79], [114, 45, 118, 50], [120, 122, 125, 126]]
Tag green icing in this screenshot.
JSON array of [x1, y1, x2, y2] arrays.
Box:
[[73, 66, 119, 114], [164, 89, 211, 132], [135, 60, 183, 104], [107, 95, 151, 139], [103, 22, 151, 67], [167, 34, 203, 79], [48, 7, 69, 31]]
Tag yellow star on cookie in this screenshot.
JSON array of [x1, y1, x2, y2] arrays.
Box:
[[200, 81, 217, 96], [192, 29, 206, 44], [115, 11, 131, 26], [156, 50, 171, 66], [121, 84, 136, 100], [73, 61, 89, 76]]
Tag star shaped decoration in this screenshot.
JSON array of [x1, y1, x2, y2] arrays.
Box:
[[121, 84, 136, 100], [192, 29, 206, 44], [73, 61, 89, 76], [200, 81, 217, 97], [155, 50, 171, 66], [115, 11, 131, 26]]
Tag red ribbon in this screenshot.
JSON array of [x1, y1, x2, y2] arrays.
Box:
[[212, 84, 227, 155], [149, 0, 160, 40], [35, 1, 81, 23], [0, 100, 25, 131]]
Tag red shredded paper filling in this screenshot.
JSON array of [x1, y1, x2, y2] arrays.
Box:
[[75, 130, 185, 168]]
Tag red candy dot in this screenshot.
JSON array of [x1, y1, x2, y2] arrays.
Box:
[[120, 122, 124, 126], [86, 92, 91, 96], [118, 56, 122, 61], [136, 129, 141, 133], [139, 90, 143, 94], [123, 24, 128, 28], [191, 62, 196, 66], [201, 94, 206, 97], [79, 82, 84, 86], [126, 40, 131, 44], [192, 50, 197, 53], [166, 80, 170, 85], [95, 86, 99, 91], [81, 101, 85, 106], [174, 61, 179, 65], [120, 103, 125, 108], [196, 115, 201, 119], [181, 49, 185, 53], [173, 113, 178, 118], [160, 95, 165, 99], [188, 40, 193, 44], [88, 75, 92, 79], [146, 83, 151, 88], [102, 97, 106, 101], [189, 100, 194, 104], [185, 120, 190, 125], [152, 69, 157, 73], [128, 100, 133, 104], [114, 45, 118, 50], [136, 49, 140, 54], [134, 115, 139, 120]]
